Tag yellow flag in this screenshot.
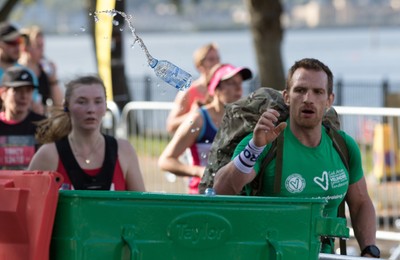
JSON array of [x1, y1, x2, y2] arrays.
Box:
[[95, 0, 116, 101]]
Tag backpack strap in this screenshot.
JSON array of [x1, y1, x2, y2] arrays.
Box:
[[55, 135, 118, 190], [273, 133, 284, 194], [326, 127, 349, 171], [250, 132, 284, 196], [250, 139, 277, 196], [325, 127, 350, 255]]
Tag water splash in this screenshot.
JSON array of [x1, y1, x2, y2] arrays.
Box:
[[93, 9, 192, 91], [93, 9, 153, 64]]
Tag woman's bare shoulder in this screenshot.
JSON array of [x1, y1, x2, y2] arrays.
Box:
[[29, 143, 59, 171], [116, 138, 135, 151]]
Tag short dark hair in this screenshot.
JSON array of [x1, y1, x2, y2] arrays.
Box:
[[286, 58, 334, 95]]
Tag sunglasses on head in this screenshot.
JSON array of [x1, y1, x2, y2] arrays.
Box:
[[3, 38, 22, 46]]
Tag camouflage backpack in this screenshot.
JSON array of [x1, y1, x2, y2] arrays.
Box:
[[198, 87, 347, 194]]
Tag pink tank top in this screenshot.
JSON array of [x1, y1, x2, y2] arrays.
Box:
[[187, 84, 207, 109]]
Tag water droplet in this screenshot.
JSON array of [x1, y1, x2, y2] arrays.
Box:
[[201, 153, 207, 159], [190, 129, 196, 133], [165, 172, 176, 183], [119, 28, 124, 32], [205, 140, 209, 144], [204, 188, 216, 196], [80, 26, 86, 32], [113, 20, 119, 26]]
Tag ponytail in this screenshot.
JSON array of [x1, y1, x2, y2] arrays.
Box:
[[35, 107, 71, 144]]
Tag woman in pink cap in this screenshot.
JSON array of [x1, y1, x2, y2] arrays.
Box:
[[158, 63, 252, 194], [166, 43, 220, 134]]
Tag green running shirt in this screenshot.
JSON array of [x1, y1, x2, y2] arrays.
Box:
[[233, 123, 363, 218]]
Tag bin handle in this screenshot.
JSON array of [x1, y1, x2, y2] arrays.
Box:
[[121, 225, 140, 260], [265, 231, 283, 260]]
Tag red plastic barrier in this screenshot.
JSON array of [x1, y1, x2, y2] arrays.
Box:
[[0, 171, 63, 260]]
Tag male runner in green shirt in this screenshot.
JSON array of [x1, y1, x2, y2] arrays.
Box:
[[213, 58, 379, 258]]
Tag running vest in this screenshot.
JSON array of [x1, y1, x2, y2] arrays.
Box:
[[55, 134, 118, 190], [188, 107, 218, 194]]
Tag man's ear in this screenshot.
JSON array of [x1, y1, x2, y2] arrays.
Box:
[[283, 89, 289, 105], [327, 93, 335, 108]]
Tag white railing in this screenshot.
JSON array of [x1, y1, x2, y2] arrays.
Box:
[[319, 253, 386, 259], [105, 101, 400, 259]]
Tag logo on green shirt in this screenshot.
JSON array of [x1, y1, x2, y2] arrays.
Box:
[[285, 173, 306, 193], [314, 171, 329, 190]]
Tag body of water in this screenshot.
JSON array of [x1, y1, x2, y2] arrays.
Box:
[[46, 27, 400, 102]]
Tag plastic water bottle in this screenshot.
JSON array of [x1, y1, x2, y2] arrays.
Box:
[[149, 58, 192, 91], [204, 187, 216, 197]]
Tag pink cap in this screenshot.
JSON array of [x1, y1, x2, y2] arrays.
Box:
[[208, 64, 252, 95]]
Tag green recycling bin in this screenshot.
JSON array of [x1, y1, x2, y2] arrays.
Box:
[[50, 191, 348, 260]]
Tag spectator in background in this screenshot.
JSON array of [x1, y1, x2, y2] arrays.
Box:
[[28, 75, 145, 191], [19, 25, 63, 115], [0, 66, 45, 170], [166, 43, 220, 134], [0, 22, 22, 79], [159, 63, 252, 194]]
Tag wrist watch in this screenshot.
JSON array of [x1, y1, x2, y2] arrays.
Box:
[[361, 245, 380, 258]]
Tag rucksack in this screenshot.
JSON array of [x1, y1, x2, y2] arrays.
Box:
[[198, 87, 349, 194]]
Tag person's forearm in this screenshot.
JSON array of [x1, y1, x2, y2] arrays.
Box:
[[351, 201, 377, 250], [166, 114, 187, 134], [51, 83, 64, 106], [159, 157, 203, 178], [213, 162, 256, 195]]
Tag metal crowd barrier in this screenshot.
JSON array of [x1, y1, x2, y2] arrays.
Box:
[[101, 101, 121, 136], [118, 101, 188, 193], [319, 253, 385, 259]]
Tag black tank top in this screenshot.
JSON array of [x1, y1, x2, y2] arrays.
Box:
[[55, 134, 118, 190]]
